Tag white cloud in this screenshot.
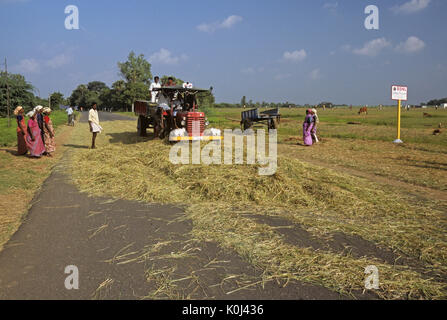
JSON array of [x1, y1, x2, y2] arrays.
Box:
[[310, 68, 322, 80], [14, 59, 40, 73], [274, 73, 292, 81], [391, 0, 430, 14], [283, 49, 307, 63], [45, 53, 72, 68], [353, 38, 391, 57], [241, 67, 255, 75], [197, 15, 243, 33], [323, 2, 338, 10], [221, 15, 243, 28], [395, 36, 425, 53], [149, 48, 188, 65], [241, 66, 265, 75]]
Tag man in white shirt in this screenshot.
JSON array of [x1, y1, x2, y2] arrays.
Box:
[[66, 106, 74, 125], [88, 102, 102, 149], [149, 76, 161, 103]]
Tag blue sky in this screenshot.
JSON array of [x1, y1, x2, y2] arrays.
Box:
[[0, 0, 446, 105]]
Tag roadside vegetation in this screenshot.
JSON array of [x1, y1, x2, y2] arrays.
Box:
[[69, 109, 447, 299]]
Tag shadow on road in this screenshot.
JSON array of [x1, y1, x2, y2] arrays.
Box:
[[106, 132, 156, 144]]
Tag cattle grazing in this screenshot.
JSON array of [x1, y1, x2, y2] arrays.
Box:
[[358, 107, 368, 115]]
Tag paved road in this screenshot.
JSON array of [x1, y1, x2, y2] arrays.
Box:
[[0, 114, 345, 300], [79, 111, 136, 123]]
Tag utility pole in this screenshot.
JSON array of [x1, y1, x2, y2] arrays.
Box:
[[5, 58, 11, 127]]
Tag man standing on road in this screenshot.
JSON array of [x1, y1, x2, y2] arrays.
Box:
[[88, 102, 102, 149], [66, 106, 74, 126], [150, 76, 161, 103]]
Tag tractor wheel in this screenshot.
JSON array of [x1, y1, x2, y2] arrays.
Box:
[[137, 116, 147, 136], [242, 119, 253, 131], [269, 119, 279, 130]]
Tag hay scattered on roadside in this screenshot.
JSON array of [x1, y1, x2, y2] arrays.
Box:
[[70, 121, 447, 299]]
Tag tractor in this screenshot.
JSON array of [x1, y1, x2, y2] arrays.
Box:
[[134, 86, 221, 142]]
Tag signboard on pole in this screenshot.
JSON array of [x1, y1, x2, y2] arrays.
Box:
[[391, 85, 408, 101]]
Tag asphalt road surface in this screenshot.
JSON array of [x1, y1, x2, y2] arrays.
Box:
[[79, 111, 136, 123]]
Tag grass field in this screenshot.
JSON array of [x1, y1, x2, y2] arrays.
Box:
[[66, 107, 447, 299]]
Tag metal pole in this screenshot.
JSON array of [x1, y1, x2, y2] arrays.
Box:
[[394, 99, 403, 144], [397, 99, 401, 140], [5, 58, 11, 127]]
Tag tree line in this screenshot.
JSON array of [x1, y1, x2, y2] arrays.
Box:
[[0, 51, 216, 116]]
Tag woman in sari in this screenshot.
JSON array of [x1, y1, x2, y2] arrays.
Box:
[[14, 106, 28, 155], [26, 111, 46, 158], [311, 108, 319, 144], [43, 108, 56, 156], [303, 109, 314, 146]]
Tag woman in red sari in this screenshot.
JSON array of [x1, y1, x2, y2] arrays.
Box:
[[25, 111, 46, 158], [43, 108, 56, 156], [14, 106, 28, 155]]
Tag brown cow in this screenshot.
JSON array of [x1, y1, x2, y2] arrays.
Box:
[[358, 107, 368, 115]]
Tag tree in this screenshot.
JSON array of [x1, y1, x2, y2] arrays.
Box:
[[118, 51, 152, 85], [69, 84, 89, 107], [87, 81, 107, 94], [0, 72, 35, 116], [122, 82, 150, 111], [197, 90, 215, 108], [160, 75, 183, 86], [49, 92, 64, 109]]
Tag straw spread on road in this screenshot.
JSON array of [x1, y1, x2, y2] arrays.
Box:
[[69, 118, 447, 299]]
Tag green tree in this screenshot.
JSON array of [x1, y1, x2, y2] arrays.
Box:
[[87, 81, 107, 94], [49, 92, 64, 109], [0, 72, 35, 117], [160, 75, 183, 86], [122, 82, 150, 111], [69, 84, 88, 107], [118, 51, 152, 85], [240, 96, 246, 107]]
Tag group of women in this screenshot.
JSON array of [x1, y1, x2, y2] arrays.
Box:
[[303, 108, 319, 146], [14, 105, 56, 158]]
